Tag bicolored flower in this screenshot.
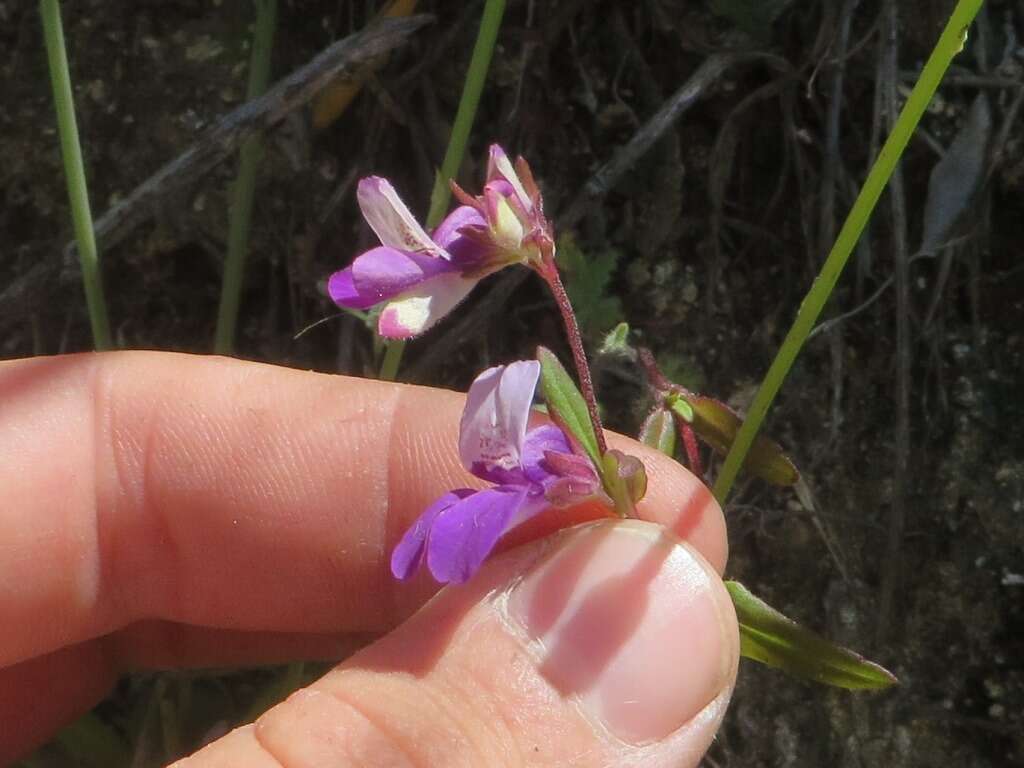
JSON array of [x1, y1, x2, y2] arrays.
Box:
[[391, 360, 601, 584], [451, 144, 555, 269], [328, 177, 490, 338], [328, 145, 555, 339]]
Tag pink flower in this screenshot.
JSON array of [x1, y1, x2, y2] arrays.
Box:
[[328, 177, 488, 338], [391, 360, 601, 584], [328, 145, 555, 339], [451, 144, 555, 268]]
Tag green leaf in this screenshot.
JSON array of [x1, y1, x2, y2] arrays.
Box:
[[666, 393, 694, 423], [536, 346, 601, 467], [726, 581, 898, 690], [639, 407, 677, 457], [689, 396, 798, 486], [598, 322, 634, 359], [55, 711, 131, 768], [556, 233, 624, 338]]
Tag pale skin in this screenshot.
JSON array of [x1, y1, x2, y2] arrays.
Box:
[[0, 352, 738, 766]]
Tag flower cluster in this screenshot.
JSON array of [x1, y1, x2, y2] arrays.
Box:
[[391, 360, 600, 584], [329, 145, 554, 339]]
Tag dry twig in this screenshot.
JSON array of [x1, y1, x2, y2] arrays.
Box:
[[1, 16, 431, 326]]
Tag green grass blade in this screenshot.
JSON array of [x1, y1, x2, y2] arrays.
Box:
[[379, 0, 506, 381], [713, 0, 984, 503], [214, 0, 278, 354], [40, 0, 111, 350]]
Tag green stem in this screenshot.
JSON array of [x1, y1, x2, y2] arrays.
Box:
[[214, 0, 277, 354], [425, 0, 507, 227], [379, 339, 406, 382], [379, 0, 506, 381], [40, 0, 111, 350], [712, 0, 983, 504]]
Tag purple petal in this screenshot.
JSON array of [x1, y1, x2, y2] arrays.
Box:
[[351, 246, 455, 304], [539, 450, 602, 506], [327, 267, 377, 310], [391, 489, 474, 580], [357, 176, 445, 257], [427, 486, 544, 584], [377, 272, 477, 339], [459, 360, 540, 481], [435, 209, 490, 270], [432, 205, 487, 251], [520, 425, 572, 483]]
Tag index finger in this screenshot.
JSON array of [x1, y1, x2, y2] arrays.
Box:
[[0, 352, 726, 669]]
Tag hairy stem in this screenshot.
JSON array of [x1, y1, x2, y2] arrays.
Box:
[[41, 0, 111, 350], [712, 0, 983, 504], [542, 262, 608, 455]]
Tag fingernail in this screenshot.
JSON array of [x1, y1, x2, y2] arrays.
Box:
[[507, 520, 733, 745]]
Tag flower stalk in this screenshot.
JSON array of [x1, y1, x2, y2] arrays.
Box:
[[539, 258, 608, 456]]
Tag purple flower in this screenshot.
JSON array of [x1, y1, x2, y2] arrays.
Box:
[[328, 177, 489, 339], [328, 145, 555, 339], [452, 144, 555, 268], [391, 360, 601, 584]]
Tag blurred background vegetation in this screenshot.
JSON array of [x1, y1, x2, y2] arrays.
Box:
[[3, 0, 1022, 765]]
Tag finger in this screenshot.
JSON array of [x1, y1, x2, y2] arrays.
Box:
[[0, 352, 725, 672], [178, 520, 739, 768], [0, 625, 374, 765]]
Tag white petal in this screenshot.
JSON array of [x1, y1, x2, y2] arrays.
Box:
[[377, 273, 477, 339], [458, 360, 540, 477], [487, 145, 532, 211], [357, 177, 446, 257]]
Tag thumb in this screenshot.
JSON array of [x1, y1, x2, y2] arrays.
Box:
[[175, 520, 739, 768]]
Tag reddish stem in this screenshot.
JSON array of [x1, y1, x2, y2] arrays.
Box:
[[679, 421, 704, 479], [638, 346, 694, 399], [540, 260, 608, 456]]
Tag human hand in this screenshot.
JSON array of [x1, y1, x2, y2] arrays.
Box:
[[0, 352, 737, 767]]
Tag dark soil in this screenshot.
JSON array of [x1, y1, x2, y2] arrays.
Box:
[[3, 0, 1023, 765]]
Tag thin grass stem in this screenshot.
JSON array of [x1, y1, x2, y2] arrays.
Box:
[[214, 0, 278, 354], [712, 0, 984, 503], [40, 0, 111, 350], [379, 0, 507, 381]]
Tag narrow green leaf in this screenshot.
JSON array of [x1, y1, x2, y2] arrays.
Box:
[[690, 396, 798, 486], [726, 581, 898, 690], [536, 346, 601, 466], [639, 408, 677, 457], [598, 321, 633, 359]]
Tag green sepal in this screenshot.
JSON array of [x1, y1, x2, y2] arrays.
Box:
[[601, 449, 647, 517], [639, 407, 677, 457], [726, 581, 898, 690], [536, 346, 601, 467]]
